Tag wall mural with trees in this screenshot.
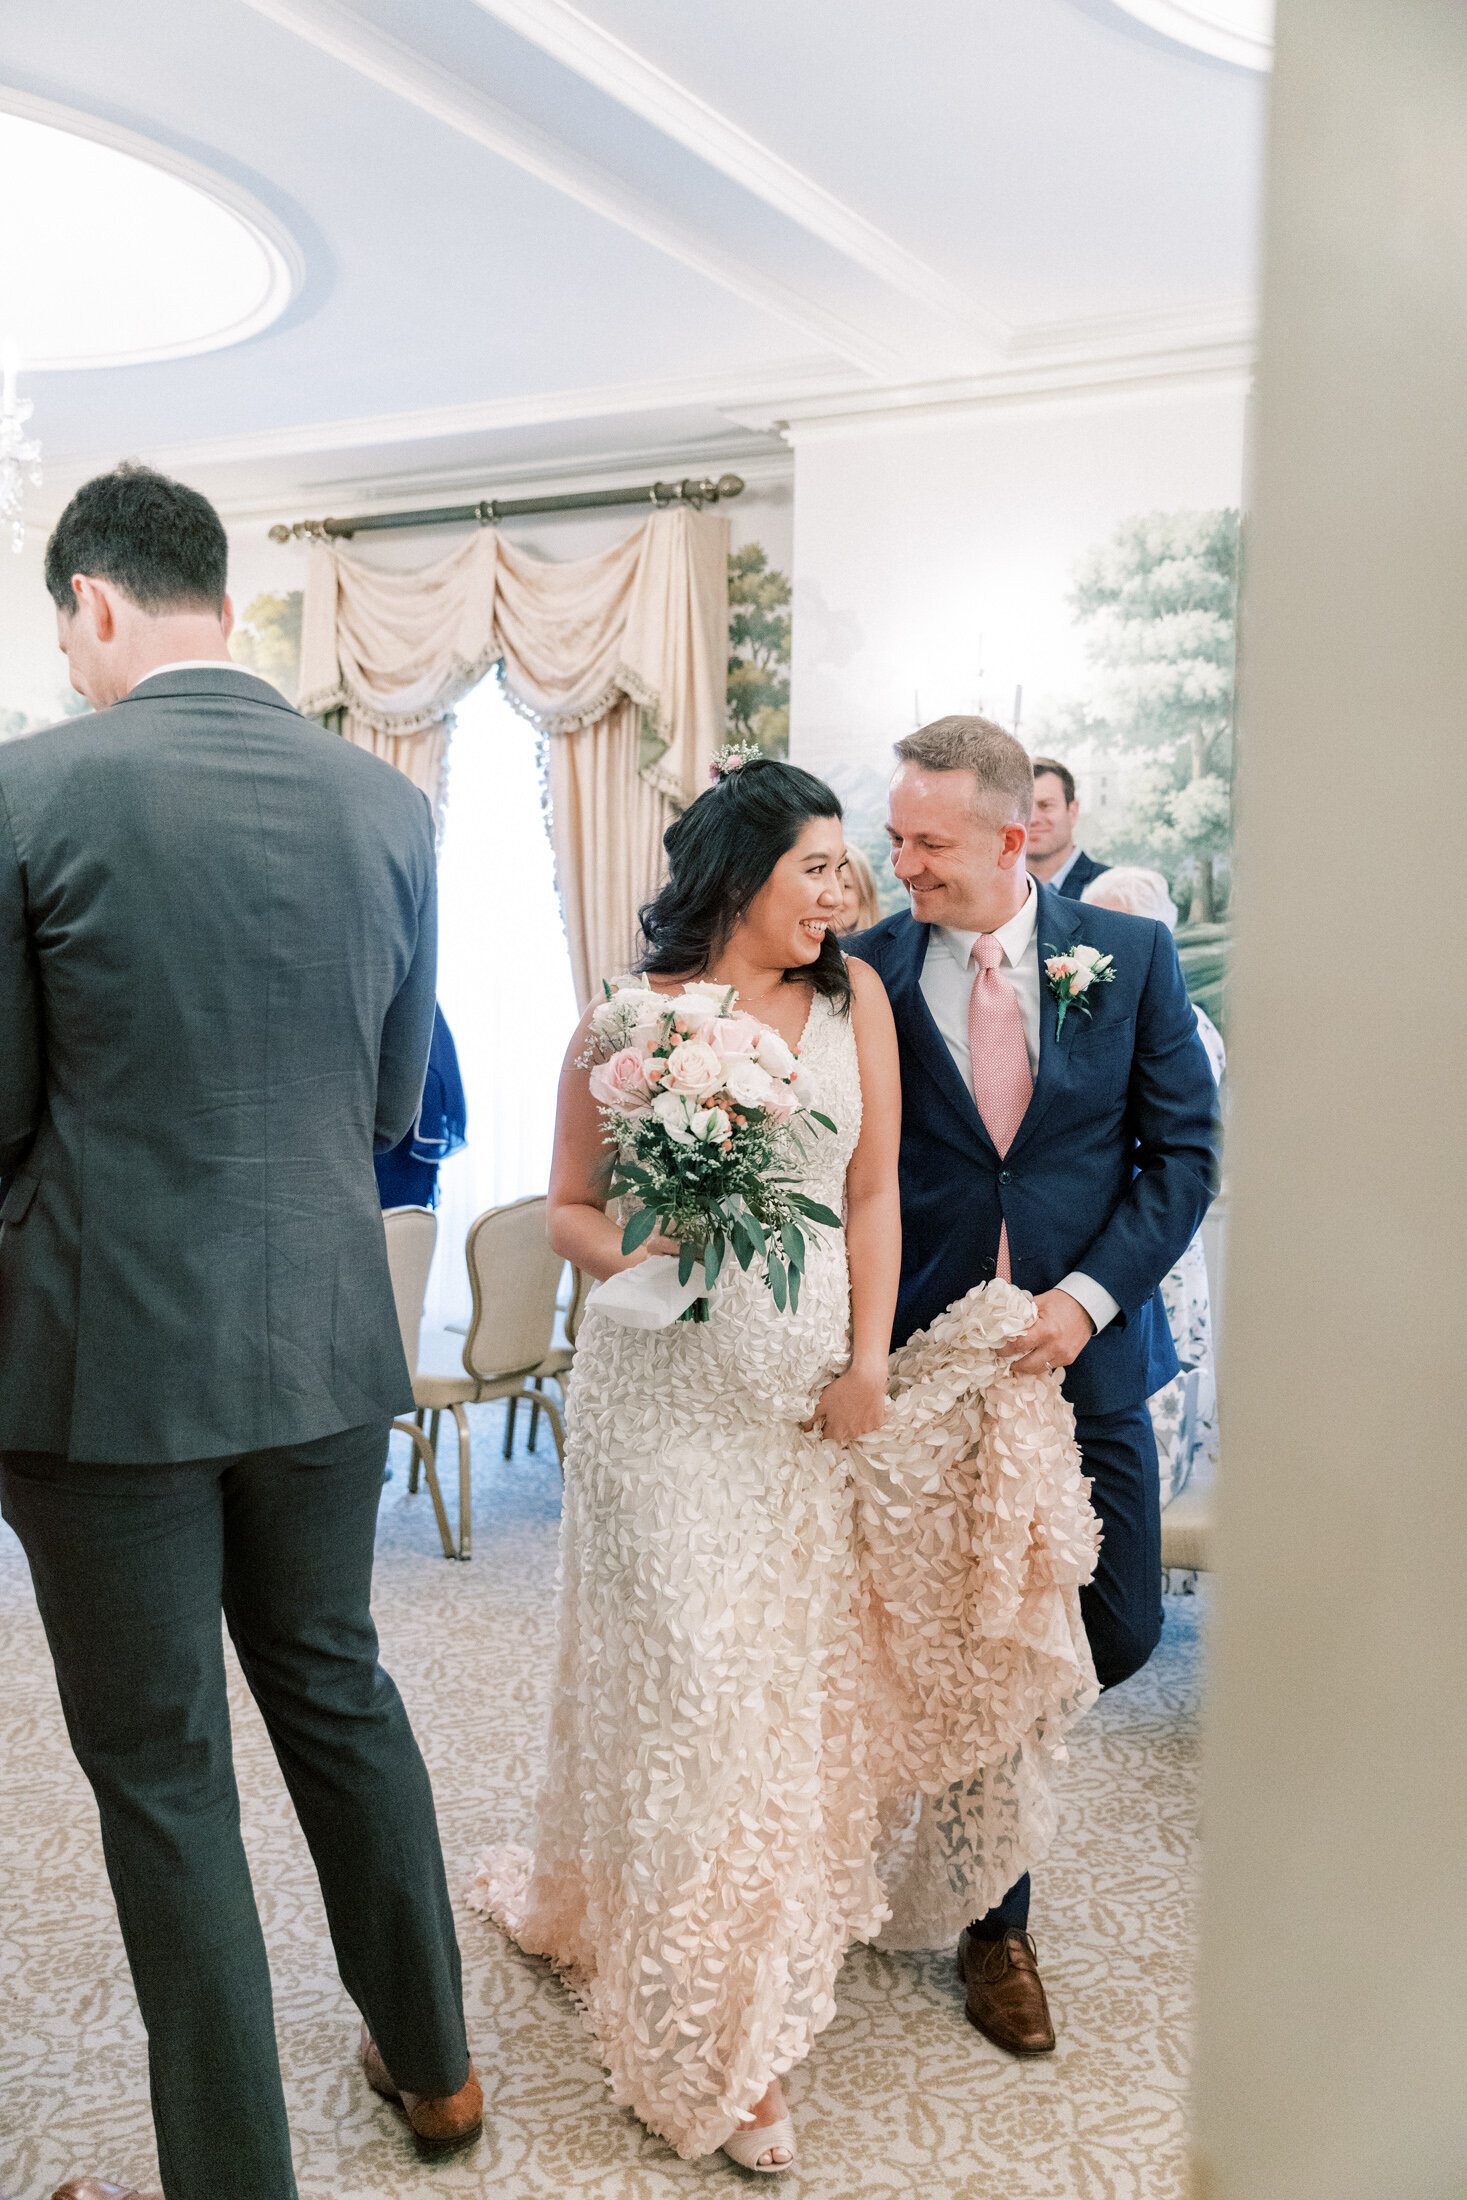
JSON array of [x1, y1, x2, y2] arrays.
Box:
[[726, 542, 790, 758], [1030, 507, 1239, 1027]]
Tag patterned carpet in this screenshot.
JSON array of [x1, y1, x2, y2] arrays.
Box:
[[0, 1411, 1205, 2200]]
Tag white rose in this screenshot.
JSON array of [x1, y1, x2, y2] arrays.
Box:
[[670, 991, 721, 1031], [651, 1090, 695, 1144], [752, 1028, 797, 1079], [1068, 966, 1094, 993], [722, 1058, 777, 1110], [665, 1039, 725, 1096], [689, 1106, 732, 1144], [789, 1067, 820, 1111], [1073, 943, 1104, 968]]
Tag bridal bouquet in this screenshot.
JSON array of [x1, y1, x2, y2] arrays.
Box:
[[583, 976, 839, 1326]]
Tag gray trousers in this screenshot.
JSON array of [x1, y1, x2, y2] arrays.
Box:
[[0, 1423, 469, 2200]]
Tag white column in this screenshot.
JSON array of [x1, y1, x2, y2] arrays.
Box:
[[1194, 3, 1467, 2195]]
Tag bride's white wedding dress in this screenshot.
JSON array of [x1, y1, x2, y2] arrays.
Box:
[[472, 993, 1099, 2159]]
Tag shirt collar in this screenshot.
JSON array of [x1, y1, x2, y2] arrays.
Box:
[[937, 876, 1038, 970], [128, 659, 259, 693], [1041, 844, 1081, 891]]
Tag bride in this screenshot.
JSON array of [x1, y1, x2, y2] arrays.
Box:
[[473, 755, 1099, 2174]]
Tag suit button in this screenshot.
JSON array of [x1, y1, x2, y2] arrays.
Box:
[[998, 1169, 1012, 1184]]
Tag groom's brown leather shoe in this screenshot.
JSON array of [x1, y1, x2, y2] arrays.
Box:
[[956, 1927, 1057, 2055], [360, 2023, 483, 2153], [51, 2183, 164, 2199]]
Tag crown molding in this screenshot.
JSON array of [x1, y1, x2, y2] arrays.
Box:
[[743, 334, 1256, 441], [0, 82, 304, 369], [470, 0, 1005, 350], [236, 0, 907, 379]]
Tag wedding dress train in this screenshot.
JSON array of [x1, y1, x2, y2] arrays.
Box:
[[471, 993, 1099, 2159]]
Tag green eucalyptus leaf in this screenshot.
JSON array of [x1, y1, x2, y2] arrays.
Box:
[[621, 1207, 659, 1253], [788, 1261, 801, 1314], [780, 1220, 806, 1272], [768, 1255, 788, 1312], [678, 1242, 697, 1287]]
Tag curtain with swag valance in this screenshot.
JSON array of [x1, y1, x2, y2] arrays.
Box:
[[297, 507, 730, 1005]]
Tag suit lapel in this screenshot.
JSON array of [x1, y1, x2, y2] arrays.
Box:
[[1010, 885, 1083, 1157], [884, 915, 995, 1160]]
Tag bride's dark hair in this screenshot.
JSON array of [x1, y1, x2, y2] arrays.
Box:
[[637, 756, 853, 1011]]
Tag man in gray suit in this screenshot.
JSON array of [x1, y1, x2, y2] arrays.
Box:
[[0, 466, 480, 2200]]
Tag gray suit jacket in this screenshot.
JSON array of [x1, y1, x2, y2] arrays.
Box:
[[0, 667, 436, 1463]]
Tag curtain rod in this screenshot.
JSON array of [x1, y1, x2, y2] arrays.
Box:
[[268, 472, 745, 544]]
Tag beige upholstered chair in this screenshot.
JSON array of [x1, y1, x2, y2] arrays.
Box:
[[381, 1206, 457, 1561], [1160, 1482, 1213, 1572], [413, 1195, 569, 1559], [505, 1262, 589, 1458]]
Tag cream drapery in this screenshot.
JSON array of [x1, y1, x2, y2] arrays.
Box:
[[297, 509, 729, 1002]]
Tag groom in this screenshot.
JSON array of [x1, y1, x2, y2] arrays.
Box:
[[846, 715, 1218, 2056]]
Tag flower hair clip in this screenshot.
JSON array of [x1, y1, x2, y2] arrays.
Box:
[[709, 741, 763, 783]]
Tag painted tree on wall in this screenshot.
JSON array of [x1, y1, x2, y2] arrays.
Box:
[[229, 590, 304, 700], [1069, 509, 1240, 922], [727, 543, 790, 757]]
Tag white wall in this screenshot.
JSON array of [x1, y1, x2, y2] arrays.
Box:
[[787, 382, 1247, 825]]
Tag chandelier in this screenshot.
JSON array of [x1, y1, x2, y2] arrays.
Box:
[[0, 341, 42, 554]]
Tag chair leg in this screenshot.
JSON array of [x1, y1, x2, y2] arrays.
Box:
[[529, 1375, 542, 1453], [530, 1388, 565, 1473], [503, 1396, 517, 1459], [391, 1419, 456, 1560], [453, 1402, 473, 1559]]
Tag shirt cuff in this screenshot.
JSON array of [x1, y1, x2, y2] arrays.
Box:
[[1056, 1271, 1121, 1336]]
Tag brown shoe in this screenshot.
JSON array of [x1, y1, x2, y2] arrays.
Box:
[[956, 1926, 1057, 2055], [360, 2023, 483, 2154], [51, 2184, 164, 2200]]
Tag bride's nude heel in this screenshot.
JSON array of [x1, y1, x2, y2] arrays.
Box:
[[721, 2115, 797, 2174]]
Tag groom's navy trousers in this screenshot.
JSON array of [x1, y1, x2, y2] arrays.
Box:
[[847, 891, 1219, 1938]]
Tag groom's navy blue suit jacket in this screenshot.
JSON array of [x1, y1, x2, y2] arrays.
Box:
[[846, 886, 1219, 1418]]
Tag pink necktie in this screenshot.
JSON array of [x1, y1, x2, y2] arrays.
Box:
[[968, 935, 1033, 1282]]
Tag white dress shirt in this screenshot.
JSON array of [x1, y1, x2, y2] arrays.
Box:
[[1039, 843, 1083, 894], [918, 878, 1120, 1337], [128, 658, 258, 693]]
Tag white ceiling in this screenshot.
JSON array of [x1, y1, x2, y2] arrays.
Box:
[[0, 0, 1265, 518]]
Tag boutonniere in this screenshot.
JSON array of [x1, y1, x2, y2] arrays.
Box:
[[1044, 943, 1116, 1034]]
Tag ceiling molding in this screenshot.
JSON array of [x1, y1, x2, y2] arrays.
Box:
[[470, 0, 1006, 350], [236, 0, 907, 379], [51, 359, 852, 480], [0, 82, 304, 368], [738, 335, 1256, 441], [49, 324, 1256, 493], [1110, 0, 1272, 71], [1008, 296, 1257, 361]]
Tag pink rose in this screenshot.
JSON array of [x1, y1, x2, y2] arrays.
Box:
[[664, 1039, 725, 1097], [761, 1084, 797, 1124], [705, 1014, 762, 1060], [588, 1046, 653, 1112]]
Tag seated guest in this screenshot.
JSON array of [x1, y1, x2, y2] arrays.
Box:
[[1027, 756, 1110, 897], [374, 1002, 467, 1209], [833, 842, 881, 935], [1082, 865, 1224, 1501]]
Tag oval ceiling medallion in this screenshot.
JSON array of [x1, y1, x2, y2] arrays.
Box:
[[1110, 0, 1273, 69], [0, 92, 301, 371]]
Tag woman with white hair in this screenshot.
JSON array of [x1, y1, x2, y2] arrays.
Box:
[[1081, 866, 1223, 1504]]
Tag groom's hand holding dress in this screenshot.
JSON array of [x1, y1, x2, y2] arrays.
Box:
[[846, 716, 1219, 2058]]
